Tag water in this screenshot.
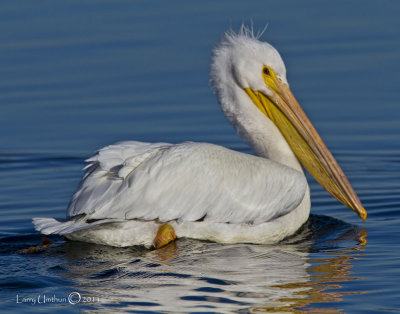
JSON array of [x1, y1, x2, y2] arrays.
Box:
[[1, 1, 399, 312]]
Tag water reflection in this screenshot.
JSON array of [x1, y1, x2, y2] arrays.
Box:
[[57, 215, 367, 312], [260, 230, 367, 313]]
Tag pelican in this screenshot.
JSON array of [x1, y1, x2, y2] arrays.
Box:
[[33, 27, 366, 248]]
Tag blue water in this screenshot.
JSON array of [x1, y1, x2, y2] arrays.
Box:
[[1, 1, 400, 313]]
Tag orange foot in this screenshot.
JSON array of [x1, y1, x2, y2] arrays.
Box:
[[153, 224, 176, 249], [18, 237, 52, 254]]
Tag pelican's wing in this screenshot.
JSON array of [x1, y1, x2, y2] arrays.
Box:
[[67, 141, 172, 218], [67, 142, 307, 225]]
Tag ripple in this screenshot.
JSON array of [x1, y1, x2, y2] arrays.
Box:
[[194, 287, 224, 293], [180, 295, 246, 305], [0, 277, 44, 290], [150, 272, 191, 279], [89, 267, 122, 279], [198, 277, 233, 286]]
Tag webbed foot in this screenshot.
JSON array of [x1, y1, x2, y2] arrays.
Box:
[[17, 237, 52, 254], [153, 224, 176, 249]]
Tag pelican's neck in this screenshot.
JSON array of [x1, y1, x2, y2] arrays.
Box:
[[220, 85, 303, 173]]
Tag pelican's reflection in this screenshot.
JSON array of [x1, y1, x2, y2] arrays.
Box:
[[60, 215, 367, 312]]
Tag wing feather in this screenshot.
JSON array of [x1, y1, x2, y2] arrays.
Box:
[[67, 141, 171, 217], [67, 141, 307, 224]]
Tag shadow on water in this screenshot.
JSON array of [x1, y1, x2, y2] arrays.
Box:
[[1, 214, 367, 312]]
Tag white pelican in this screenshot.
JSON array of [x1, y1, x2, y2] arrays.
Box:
[[33, 27, 366, 248]]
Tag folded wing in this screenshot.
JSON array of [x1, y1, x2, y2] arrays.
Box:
[[67, 141, 307, 225]]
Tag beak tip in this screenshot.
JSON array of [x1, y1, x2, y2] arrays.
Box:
[[358, 207, 367, 221]]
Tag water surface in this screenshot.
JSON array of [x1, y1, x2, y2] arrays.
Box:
[[1, 1, 399, 313]]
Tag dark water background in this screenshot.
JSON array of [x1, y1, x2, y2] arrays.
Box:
[[1, 1, 399, 313]]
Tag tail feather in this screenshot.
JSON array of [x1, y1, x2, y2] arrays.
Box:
[[33, 217, 124, 235], [33, 217, 82, 235]]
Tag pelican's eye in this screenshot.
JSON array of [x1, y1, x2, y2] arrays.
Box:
[[263, 67, 270, 76], [262, 66, 279, 93]]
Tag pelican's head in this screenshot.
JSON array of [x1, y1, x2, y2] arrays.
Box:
[[211, 27, 366, 221]]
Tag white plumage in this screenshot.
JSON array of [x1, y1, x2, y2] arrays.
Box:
[[33, 141, 310, 247], [33, 27, 365, 247], [71, 141, 306, 223]]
